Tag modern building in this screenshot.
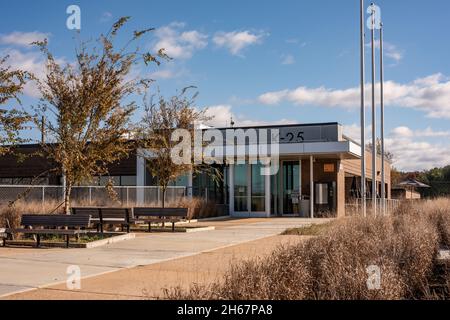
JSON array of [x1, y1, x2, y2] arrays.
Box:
[[0, 122, 391, 218], [391, 187, 421, 200]]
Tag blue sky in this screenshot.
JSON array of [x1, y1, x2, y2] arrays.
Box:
[[1, 0, 450, 171]]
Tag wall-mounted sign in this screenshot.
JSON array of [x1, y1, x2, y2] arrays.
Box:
[[278, 124, 339, 144], [324, 163, 335, 173], [218, 123, 341, 145]]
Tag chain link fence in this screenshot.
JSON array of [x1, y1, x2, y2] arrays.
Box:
[[0, 185, 187, 207]]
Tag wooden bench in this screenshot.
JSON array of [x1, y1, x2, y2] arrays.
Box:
[[71, 207, 131, 233], [0, 228, 7, 247], [6, 215, 91, 248], [132, 207, 188, 232]]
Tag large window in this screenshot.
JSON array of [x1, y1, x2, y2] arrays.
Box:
[[169, 174, 188, 187], [193, 165, 227, 204], [234, 164, 248, 212], [251, 163, 265, 212], [78, 176, 136, 186], [0, 177, 49, 185], [234, 163, 266, 213]]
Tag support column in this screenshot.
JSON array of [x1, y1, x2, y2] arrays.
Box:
[[299, 159, 302, 216], [228, 164, 234, 216], [336, 161, 346, 218], [265, 166, 271, 217], [247, 165, 251, 218], [136, 148, 146, 205], [310, 155, 314, 219], [187, 169, 193, 199]]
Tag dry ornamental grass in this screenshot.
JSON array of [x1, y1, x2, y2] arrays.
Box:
[[166, 198, 450, 300]]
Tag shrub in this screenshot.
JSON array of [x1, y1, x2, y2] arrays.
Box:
[[0, 201, 63, 234], [166, 198, 450, 300], [175, 198, 224, 219], [165, 243, 313, 300]]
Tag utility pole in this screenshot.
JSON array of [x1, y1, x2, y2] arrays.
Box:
[[370, 3, 377, 216], [360, 0, 367, 217], [41, 116, 45, 144], [380, 22, 386, 215]]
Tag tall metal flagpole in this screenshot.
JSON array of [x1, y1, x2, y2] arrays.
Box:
[[380, 22, 385, 215], [360, 0, 367, 217], [370, 3, 377, 216]]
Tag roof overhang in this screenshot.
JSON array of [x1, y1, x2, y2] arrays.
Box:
[[278, 141, 361, 159], [138, 140, 361, 161]]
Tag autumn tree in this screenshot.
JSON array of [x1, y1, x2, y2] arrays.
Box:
[[0, 56, 31, 155], [34, 17, 168, 214], [367, 138, 394, 161], [138, 90, 219, 208]]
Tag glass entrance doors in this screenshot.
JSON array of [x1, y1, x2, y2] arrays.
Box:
[[282, 161, 300, 214]]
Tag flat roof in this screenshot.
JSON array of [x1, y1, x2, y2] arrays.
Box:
[[213, 122, 340, 131]]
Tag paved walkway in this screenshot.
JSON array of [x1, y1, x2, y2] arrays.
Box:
[[0, 217, 329, 298]]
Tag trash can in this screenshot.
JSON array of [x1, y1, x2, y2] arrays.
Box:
[[300, 199, 310, 218]]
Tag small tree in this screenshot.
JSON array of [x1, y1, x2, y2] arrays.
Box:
[[367, 138, 394, 161], [34, 17, 168, 214], [139, 90, 217, 208], [0, 56, 31, 155]]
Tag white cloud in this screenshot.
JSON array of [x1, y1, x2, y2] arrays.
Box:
[[1, 46, 67, 98], [0, 31, 49, 47], [153, 22, 208, 60], [281, 54, 295, 65], [344, 124, 450, 171], [367, 41, 404, 63], [202, 105, 293, 128], [149, 67, 187, 80], [387, 127, 450, 171], [0, 31, 54, 98], [286, 38, 299, 44], [203, 105, 234, 127], [100, 12, 113, 22], [343, 123, 363, 142], [0, 48, 46, 97], [342, 123, 373, 144], [391, 126, 414, 138], [258, 73, 450, 119], [258, 90, 289, 105], [384, 43, 403, 63], [417, 127, 450, 137], [213, 30, 267, 56], [391, 126, 450, 138], [285, 39, 307, 47], [149, 69, 176, 80]]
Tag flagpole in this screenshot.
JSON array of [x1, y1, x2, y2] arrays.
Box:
[[370, 3, 377, 216], [360, 0, 367, 217], [380, 22, 386, 215]]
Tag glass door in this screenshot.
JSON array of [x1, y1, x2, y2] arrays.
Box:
[[234, 164, 248, 212], [283, 161, 300, 214]]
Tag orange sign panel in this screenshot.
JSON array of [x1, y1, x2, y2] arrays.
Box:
[[324, 163, 335, 173]]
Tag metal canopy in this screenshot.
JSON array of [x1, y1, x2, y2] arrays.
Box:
[[396, 179, 431, 189]]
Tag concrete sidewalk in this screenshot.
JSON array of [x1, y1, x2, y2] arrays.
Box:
[[0, 217, 329, 298]]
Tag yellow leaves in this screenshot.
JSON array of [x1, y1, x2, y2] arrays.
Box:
[[34, 18, 155, 190], [139, 92, 210, 191], [133, 28, 155, 39], [0, 57, 32, 156], [111, 16, 131, 36]]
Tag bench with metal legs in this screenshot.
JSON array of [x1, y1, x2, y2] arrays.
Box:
[[71, 207, 131, 233], [132, 208, 188, 232], [6, 215, 91, 248]]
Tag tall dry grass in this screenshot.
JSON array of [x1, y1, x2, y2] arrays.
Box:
[[0, 196, 222, 229], [165, 198, 450, 300], [175, 198, 223, 219], [0, 201, 64, 229]]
